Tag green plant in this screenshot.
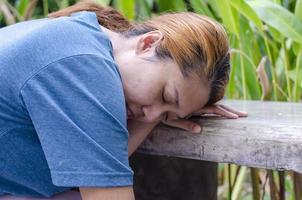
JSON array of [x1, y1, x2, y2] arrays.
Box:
[[1, 0, 301, 199]]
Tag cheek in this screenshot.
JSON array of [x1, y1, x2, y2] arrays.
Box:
[[125, 79, 160, 105], [123, 64, 164, 105]]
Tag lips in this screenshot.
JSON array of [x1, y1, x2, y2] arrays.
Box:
[[126, 106, 134, 119]]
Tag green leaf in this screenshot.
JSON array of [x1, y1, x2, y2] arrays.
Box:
[[114, 0, 135, 20], [145, 0, 153, 8], [227, 36, 240, 98], [239, 17, 261, 99], [155, 0, 187, 12], [212, 0, 239, 36], [59, 0, 69, 9], [95, 0, 111, 6], [274, 0, 282, 5], [229, 0, 263, 30], [295, 0, 302, 20], [190, 0, 214, 18], [293, 42, 301, 55], [231, 166, 247, 200], [267, 24, 283, 43], [288, 70, 302, 88], [136, 0, 151, 21], [247, 0, 302, 44], [15, 0, 29, 16], [293, 49, 302, 101]]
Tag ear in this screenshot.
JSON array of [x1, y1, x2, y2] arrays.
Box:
[[135, 30, 163, 55]]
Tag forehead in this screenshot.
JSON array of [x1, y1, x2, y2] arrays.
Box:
[[175, 73, 210, 118]]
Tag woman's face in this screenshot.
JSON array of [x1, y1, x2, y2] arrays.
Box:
[[114, 31, 210, 123]]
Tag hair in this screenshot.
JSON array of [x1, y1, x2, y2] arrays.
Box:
[[48, 0, 230, 106]]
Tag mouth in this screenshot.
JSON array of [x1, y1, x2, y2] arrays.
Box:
[[126, 106, 134, 119]]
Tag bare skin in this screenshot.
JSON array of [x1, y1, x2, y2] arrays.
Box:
[[80, 26, 248, 200], [101, 26, 247, 130]]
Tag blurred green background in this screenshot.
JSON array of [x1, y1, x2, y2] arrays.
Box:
[[1, 0, 301, 199]]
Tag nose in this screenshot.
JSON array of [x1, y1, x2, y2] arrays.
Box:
[[142, 105, 162, 122], [142, 105, 178, 123]]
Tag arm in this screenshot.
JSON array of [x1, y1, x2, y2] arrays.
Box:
[[79, 120, 158, 200], [127, 119, 159, 156], [80, 104, 248, 200], [126, 103, 244, 156], [161, 103, 248, 132], [80, 186, 135, 200]]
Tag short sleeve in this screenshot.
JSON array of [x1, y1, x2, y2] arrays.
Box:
[[19, 54, 133, 187]]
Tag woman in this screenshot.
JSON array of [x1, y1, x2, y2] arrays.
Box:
[[0, 1, 247, 199]]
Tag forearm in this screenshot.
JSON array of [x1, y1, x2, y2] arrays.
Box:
[[127, 119, 159, 156], [80, 186, 135, 200]]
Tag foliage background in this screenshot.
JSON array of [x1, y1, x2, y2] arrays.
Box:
[[1, 0, 301, 199]]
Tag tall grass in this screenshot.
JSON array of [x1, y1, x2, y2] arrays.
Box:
[[1, 0, 301, 199]]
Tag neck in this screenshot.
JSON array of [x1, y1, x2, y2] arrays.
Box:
[[100, 26, 120, 55], [99, 26, 138, 98], [99, 26, 137, 64]]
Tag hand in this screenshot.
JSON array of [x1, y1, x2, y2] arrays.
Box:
[[161, 103, 248, 134]]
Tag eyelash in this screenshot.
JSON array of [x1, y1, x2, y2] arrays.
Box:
[[162, 88, 166, 103]]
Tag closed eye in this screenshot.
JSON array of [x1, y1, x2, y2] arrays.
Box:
[[161, 111, 168, 121], [162, 87, 166, 103]]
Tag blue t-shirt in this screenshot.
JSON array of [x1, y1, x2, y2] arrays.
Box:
[[0, 11, 133, 198]]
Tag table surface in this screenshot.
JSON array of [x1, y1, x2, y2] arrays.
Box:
[[137, 100, 302, 173]]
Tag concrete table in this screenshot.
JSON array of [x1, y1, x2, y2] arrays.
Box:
[[137, 99, 302, 173]]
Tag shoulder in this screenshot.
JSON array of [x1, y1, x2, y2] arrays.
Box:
[[38, 11, 112, 57], [0, 10, 103, 45], [0, 10, 114, 77], [14, 10, 111, 58], [20, 54, 126, 126], [21, 53, 122, 88], [44, 11, 102, 37]]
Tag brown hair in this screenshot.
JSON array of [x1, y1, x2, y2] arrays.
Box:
[[48, 0, 230, 106]]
